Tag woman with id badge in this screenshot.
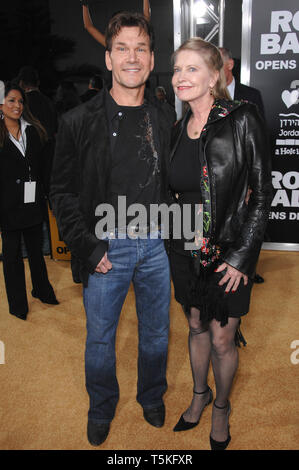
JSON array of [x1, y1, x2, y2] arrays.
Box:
[[0, 82, 58, 320]]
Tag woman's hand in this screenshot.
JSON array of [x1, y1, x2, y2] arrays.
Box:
[[215, 262, 248, 293]]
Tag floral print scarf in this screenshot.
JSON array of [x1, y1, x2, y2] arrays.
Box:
[[190, 99, 243, 268]]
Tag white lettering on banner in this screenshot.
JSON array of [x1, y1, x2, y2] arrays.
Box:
[[269, 211, 286, 220], [279, 118, 299, 127], [270, 11, 299, 32], [260, 10, 299, 55], [276, 139, 299, 145], [255, 59, 296, 70], [278, 129, 299, 136], [260, 33, 299, 54], [272, 190, 299, 207], [272, 171, 299, 189], [277, 112, 299, 154], [275, 147, 299, 155], [269, 211, 299, 220]]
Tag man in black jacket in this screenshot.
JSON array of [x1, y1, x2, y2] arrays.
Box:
[[17, 66, 57, 141], [50, 13, 171, 446], [219, 47, 266, 284], [80, 74, 104, 103], [17, 66, 57, 256]]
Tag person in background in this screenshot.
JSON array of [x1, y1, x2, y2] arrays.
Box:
[[50, 12, 171, 446], [17, 66, 57, 141], [0, 82, 58, 320], [55, 79, 82, 284], [55, 80, 81, 117], [0, 80, 5, 262], [18, 66, 58, 255], [80, 0, 151, 47], [219, 47, 265, 118], [155, 86, 177, 126], [219, 47, 266, 284], [80, 74, 104, 103], [169, 38, 272, 450]]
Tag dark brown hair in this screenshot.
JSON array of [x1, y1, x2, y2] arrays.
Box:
[[0, 82, 48, 148], [105, 11, 155, 52]]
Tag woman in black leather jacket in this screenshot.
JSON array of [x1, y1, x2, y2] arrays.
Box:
[[169, 38, 272, 450]]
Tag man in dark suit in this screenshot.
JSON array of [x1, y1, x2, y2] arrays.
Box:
[[18, 66, 57, 141], [155, 86, 177, 126], [219, 47, 265, 119], [219, 47, 266, 284], [80, 74, 104, 103], [18, 66, 58, 256], [18, 66, 57, 192]]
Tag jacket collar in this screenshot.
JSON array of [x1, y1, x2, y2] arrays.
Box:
[[170, 99, 246, 160], [82, 87, 167, 182], [206, 99, 245, 126]]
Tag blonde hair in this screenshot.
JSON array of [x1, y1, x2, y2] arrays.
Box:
[[172, 37, 231, 100]]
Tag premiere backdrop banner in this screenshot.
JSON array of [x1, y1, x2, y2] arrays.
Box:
[[48, 206, 71, 261], [242, 0, 299, 247]]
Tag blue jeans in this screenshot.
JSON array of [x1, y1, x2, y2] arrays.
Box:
[[83, 234, 171, 423]]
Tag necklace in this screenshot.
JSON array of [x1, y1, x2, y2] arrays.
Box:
[[188, 116, 204, 138], [8, 126, 21, 140]]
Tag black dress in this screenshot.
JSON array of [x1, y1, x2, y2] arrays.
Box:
[[169, 125, 253, 327]]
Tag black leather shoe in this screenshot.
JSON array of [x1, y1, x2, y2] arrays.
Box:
[[87, 420, 110, 446], [32, 290, 59, 305], [143, 404, 165, 428], [254, 274, 264, 283], [173, 386, 213, 432], [10, 311, 27, 321]]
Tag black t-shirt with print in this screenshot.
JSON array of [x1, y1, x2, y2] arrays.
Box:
[[107, 102, 160, 228]]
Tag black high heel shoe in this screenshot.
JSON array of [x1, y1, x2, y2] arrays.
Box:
[[173, 386, 213, 432], [210, 401, 231, 450]]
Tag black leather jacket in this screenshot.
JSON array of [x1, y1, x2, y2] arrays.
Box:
[[170, 100, 272, 278], [50, 89, 171, 287]]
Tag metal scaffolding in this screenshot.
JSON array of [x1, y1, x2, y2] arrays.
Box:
[[173, 0, 226, 118]]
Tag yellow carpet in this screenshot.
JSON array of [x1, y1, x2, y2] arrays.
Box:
[[0, 250, 298, 450]]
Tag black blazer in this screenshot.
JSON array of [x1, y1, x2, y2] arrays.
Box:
[[234, 82, 265, 119], [0, 126, 46, 231]]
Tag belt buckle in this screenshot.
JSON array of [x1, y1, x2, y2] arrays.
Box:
[[127, 225, 139, 238]]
